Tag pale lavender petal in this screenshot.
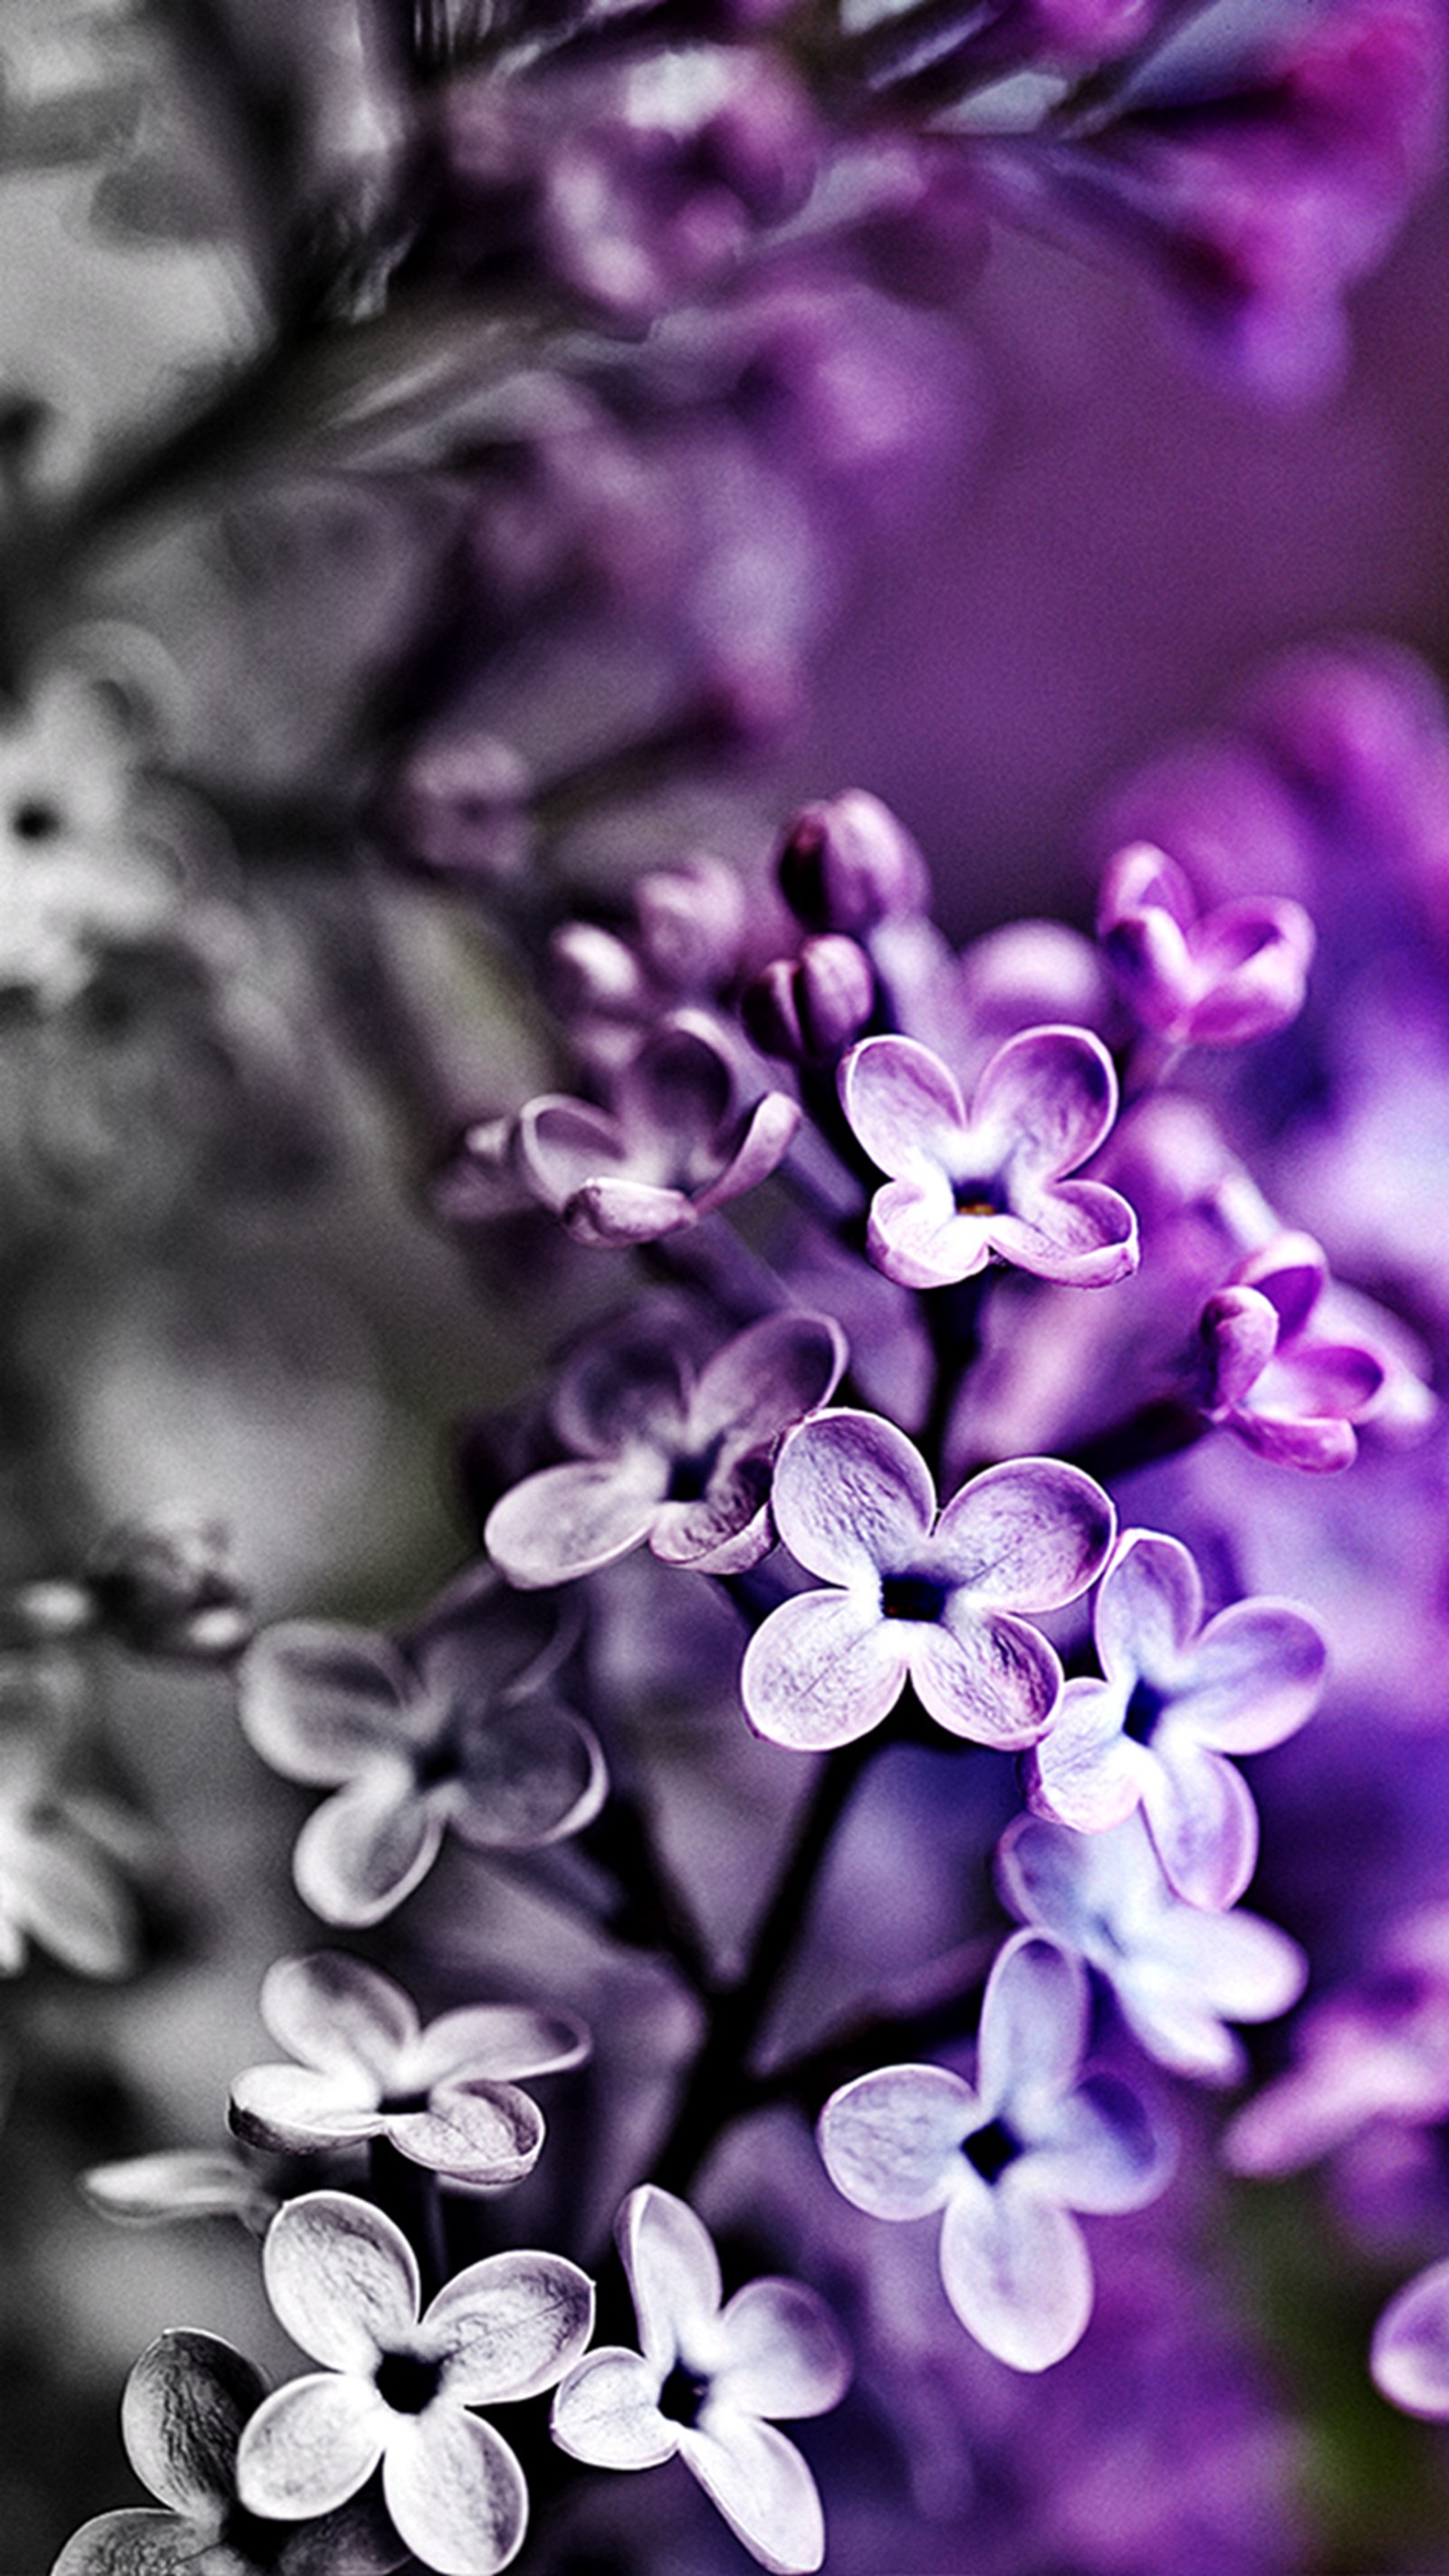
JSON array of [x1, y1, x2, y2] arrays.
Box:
[[261, 1950, 417, 2084], [429, 2250, 595, 2402], [384, 2408, 527, 2576], [121, 2330, 263, 2514], [1031, 2070, 1176, 2212], [714, 2280, 851, 2421], [1140, 1740, 1259, 1910], [839, 1034, 968, 1182], [1024, 1678, 1146, 1832], [681, 2411, 828, 2575], [974, 1024, 1119, 1180], [933, 1458, 1116, 1610], [938, 2179, 1093, 2371], [1094, 1532, 1203, 1688], [264, 2193, 419, 2370], [977, 1932, 1087, 2118], [235, 2372, 388, 2519], [690, 1312, 847, 1455], [387, 2081, 544, 2185], [230, 2062, 384, 2153], [485, 1457, 665, 1587], [693, 1090, 802, 1214], [293, 1768, 442, 1927], [1132, 1908, 1308, 2080], [770, 1409, 935, 1584], [618, 2186, 724, 2376], [1227, 1398, 1362, 1472], [1170, 1600, 1328, 1751], [989, 1177, 1139, 1285], [907, 1610, 1062, 1748], [1201, 1288, 1280, 1412], [867, 1173, 993, 1291], [551, 2347, 677, 2468], [238, 1624, 413, 1785], [817, 2062, 973, 2221], [741, 1589, 908, 1753], [563, 1176, 699, 1245], [1372, 2259, 1449, 2418], [514, 1095, 630, 1210], [449, 1700, 607, 1848], [401, 2003, 590, 2090]]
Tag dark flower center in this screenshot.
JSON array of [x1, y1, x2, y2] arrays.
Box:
[[11, 797, 62, 841], [665, 1432, 724, 1504], [880, 1570, 947, 1622], [963, 2114, 1023, 2185], [658, 2359, 711, 2427], [1124, 1677, 1166, 1745], [954, 1174, 1003, 1217], [376, 2348, 443, 2416]]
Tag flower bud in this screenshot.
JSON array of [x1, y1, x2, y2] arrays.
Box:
[[548, 922, 653, 1023], [85, 1512, 253, 1662], [384, 733, 533, 883], [744, 936, 875, 1062], [777, 789, 930, 933], [634, 855, 746, 992]]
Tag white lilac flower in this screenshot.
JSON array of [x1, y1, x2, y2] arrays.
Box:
[[1024, 1527, 1326, 1911], [551, 2184, 850, 2575], [235, 2189, 594, 2576], [485, 1307, 846, 1587], [51, 2326, 407, 2575], [230, 1949, 590, 2187], [740, 1408, 1115, 1753], [997, 1810, 1308, 2084], [818, 1931, 1174, 2371], [237, 1592, 606, 1927]]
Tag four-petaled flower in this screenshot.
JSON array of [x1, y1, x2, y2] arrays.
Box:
[[237, 1591, 606, 1926], [818, 1930, 1175, 2372], [1025, 1527, 1326, 1911], [1097, 840, 1316, 1048], [1197, 1232, 1386, 1470], [838, 1025, 1137, 1291], [51, 2326, 407, 2575], [485, 1307, 846, 1587], [230, 1950, 590, 2187], [551, 2184, 850, 2575], [235, 2189, 594, 2576], [741, 1408, 1115, 1753]]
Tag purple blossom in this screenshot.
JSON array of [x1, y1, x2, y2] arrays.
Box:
[[1025, 1528, 1326, 1911], [997, 1811, 1308, 2085], [485, 1308, 846, 1588], [741, 1409, 1115, 1754], [237, 1600, 606, 1927], [551, 2184, 850, 2575], [230, 1950, 590, 2186], [839, 1026, 1138, 1291], [51, 2327, 406, 2576], [235, 2189, 594, 2576], [1199, 1233, 1387, 1470], [818, 1931, 1175, 2371], [1097, 840, 1316, 1049]]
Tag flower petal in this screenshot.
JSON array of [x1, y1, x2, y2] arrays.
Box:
[[388, 2081, 544, 2186], [690, 1312, 847, 1456], [429, 2250, 595, 2402], [907, 1610, 1062, 1748], [449, 1699, 608, 1848], [235, 2372, 389, 2520], [1024, 1678, 1145, 1832], [938, 2177, 1093, 2371], [1031, 2069, 1176, 2213], [1373, 2257, 1449, 2418], [230, 2061, 385, 2154], [401, 2003, 591, 2090], [121, 2330, 264, 2515], [551, 2347, 677, 2469], [933, 1459, 1116, 1611], [977, 1932, 1088, 2119], [1140, 1739, 1260, 1910], [238, 1624, 413, 1785], [619, 2187, 723, 2376], [818, 2062, 974, 2221], [51, 2507, 201, 2576], [564, 1177, 698, 1245], [867, 1173, 992, 1291], [1094, 1531, 1204, 1688], [1171, 1600, 1327, 1752], [741, 1589, 908, 1753], [681, 2410, 828, 2575], [513, 1095, 630, 1210], [714, 2279, 851, 2421], [261, 1950, 417, 2085], [771, 1409, 936, 1585], [839, 1034, 968, 1182], [383, 2408, 528, 2576], [988, 1177, 1139, 1285], [973, 1024, 1119, 1180], [293, 1768, 442, 1928], [264, 2192, 420, 2371], [485, 1457, 664, 1588]]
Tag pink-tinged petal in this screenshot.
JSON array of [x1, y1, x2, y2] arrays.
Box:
[[1024, 1678, 1146, 1832], [1095, 1531, 1204, 1688], [938, 2178, 1093, 2371], [741, 1590, 908, 1753], [714, 2281, 851, 2421], [1243, 1338, 1385, 1434], [230, 2062, 384, 2154], [1171, 1600, 1327, 1752], [401, 2003, 590, 2090], [681, 2411, 827, 2576], [839, 1034, 968, 1182], [867, 1173, 993, 1290], [264, 2193, 419, 2370], [1147, 1904, 1308, 2040], [563, 1177, 699, 1245], [1227, 1401, 1361, 1472], [1099, 841, 1196, 937], [1372, 2259, 1449, 2418], [261, 1951, 417, 2085], [449, 1699, 607, 1848], [935, 1458, 1116, 1610], [978, 1932, 1088, 2117], [51, 2506, 201, 2575], [690, 1313, 847, 1455], [485, 1457, 665, 1588], [122, 2331, 263, 2514], [235, 2372, 389, 2520], [1140, 1742, 1259, 1910], [619, 2187, 723, 2376], [694, 1090, 802, 1215], [293, 1767, 442, 1928], [988, 1177, 1139, 1285], [1031, 2070, 1176, 2213], [771, 1409, 936, 1584], [238, 1624, 413, 1785], [1237, 1233, 1328, 1339], [818, 2062, 974, 2221], [513, 1095, 630, 1210], [388, 2081, 543, 2185], [974, 1024, 1119, 1180], [428, 2251, 595, 2403], [383, 2407, 527, 2576], [551, 2348, 677, 2469], [907, 1611, 1062, 1749]]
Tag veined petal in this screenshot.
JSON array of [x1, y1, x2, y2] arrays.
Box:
[[867, 1174, 993, 1291], [741, 1590, 908, 1753], [714, 2280, 851, 2421], [977, 1932, 1087, 2119], [974, 1024, 1118, 1180], [839, 1034, 968, 1182], [401, 2003, 590, 2090], [387, 2081, 544, 2186], [238, 1624, 413, 1785], [690, 1312, 846, 1455], [1095, 1531, 1204, 1688], [619, 2187, 723, 2376], [938, 2177, 1093, 2372], [230, 2062, 384, 2154], [449, 1699, 607, 1849], [934, 1458, 1116, 1610], [1173, 1600, 1327, 1751], [551, 2347, 677, 2469], [51, 2507, 212, 2574], [989, 1177, 1139, 1284], [235, 2372, 388, 2520], [907, 1610, 1062, 1748], [121, 2331, 263, 2515], [818, 2062, 974, 2220], [771, 1409, 936, 1584], [261, 1950, 417, 2085], [680, 2409, 828, 2575], [429, 2250, 595, 2402], [264, 2193, 419, 2371], [383, 2406, 527, 2576], [1372, 2257, 1449, 2419], [485, 1457, 665, 1588], [1140, 1739, 1259, 1910], [293, 1768, 442, 1928]]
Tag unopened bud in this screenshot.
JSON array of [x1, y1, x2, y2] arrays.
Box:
[[744, 935, 874, 1061], [777, 789, 930, 934], [85, 1512, 253, 1663], [386, 734, 533, 883]]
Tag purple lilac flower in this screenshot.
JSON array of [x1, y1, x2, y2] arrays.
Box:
[[818, 1931, 1174, 2371], [235, 2189, 594, 2576], [998, 1811, 1308, 2085], [1199, 1233, 1387, 1471], [552, 2184, 850, 2575], [229, 1950, 590, 2186], [740, 1408, 1115, 1753], [1025, 1528, 1326, 1912], [51, 2327, 406, 2576], [1372, 2255, 1449, 2418], [1096, 840, 1316, 1049], [485, 1308, 846, 1588], [839, 1026, 1138, 1291], [237, 1600, 606, 1926]]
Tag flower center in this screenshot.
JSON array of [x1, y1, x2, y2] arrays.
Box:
[[658, 2358, 712, 2427], [962, 2114, 1023, 2185], [953, 1174, 1003, 1217], [1123, 1677, 1166, 1745], [376, 2348, 443, 2416], [666, 1432, 724, 1504], [880, 1570, 947, 1622], [10, 797, 62, 842]]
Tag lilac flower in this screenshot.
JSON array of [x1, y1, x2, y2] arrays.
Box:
[[1371, 2256, 1449, 2418], [741, 1408, 1115, 1753], [230, 1950, 590, 2186], [818, 1931, 1174, 2371], [1199, 1234, 1387, 1471], [51, 2327, 406, 2576], [1097, 841, 1316, 1049], [551, 2185, 850, 2575], [237, 1600, 606, 1926], [997, 1811, 1308, 2085], [235, 2190, 594, 2576], [1025, 1528, 1326, 1912], [839, 1027, 1137, 1291], [485, 1309, 846, 1588]]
